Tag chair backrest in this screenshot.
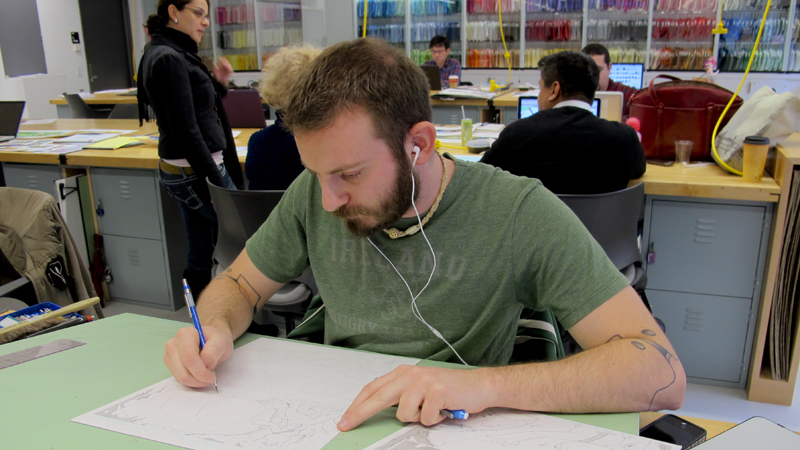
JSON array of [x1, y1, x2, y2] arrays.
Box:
[[220, 89, 267, 128], [207, 179, 284, 270], [107, 103, 139, 119], [62, 93, 107, 119], [557, 183, 644, 271]]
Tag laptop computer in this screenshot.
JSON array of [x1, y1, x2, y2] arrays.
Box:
[[0, 101, 26, 142], [609, 63, 644, 90], [420, 65, 442, 91], [517, 96, 600, 120]]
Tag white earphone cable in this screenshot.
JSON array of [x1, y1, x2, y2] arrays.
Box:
[[367, 149, 468, 366]]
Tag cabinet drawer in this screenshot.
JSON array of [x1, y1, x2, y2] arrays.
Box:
[[2, 163, 61, 196], [103, 235, 171, 307], [92, 168, 162, 240], [432, 106, 480, 125], [649, 290, 753, 386], [645, 200, 766, 298]]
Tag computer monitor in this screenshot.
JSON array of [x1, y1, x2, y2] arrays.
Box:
[[0, 101, 26, 142], [609, 63, 644, 90], [420, 65, 442, 91], [517, 97, 600, 120], [594, 91, 623, 122]]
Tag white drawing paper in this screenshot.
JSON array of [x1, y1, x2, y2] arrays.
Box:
[[365, 408, 680, 450], [73, 338, 420, 450]]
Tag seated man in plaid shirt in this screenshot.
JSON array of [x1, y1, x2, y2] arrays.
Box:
[[423, 35, 461, 89]]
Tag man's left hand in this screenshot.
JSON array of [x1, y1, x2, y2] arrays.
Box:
[[337, 364, 493, 431], [213, 57, 233, 86]]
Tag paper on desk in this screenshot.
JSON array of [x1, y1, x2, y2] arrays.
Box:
[[55, 132, 126, 143], [365, 408, 679, 450], [93, 88, 137, 95], [514, 90, 541, 97], [232, 130, 242, 138], [236, 146, 247, 156], [16, 130, 74, 139], [73, 338, 420, 450]]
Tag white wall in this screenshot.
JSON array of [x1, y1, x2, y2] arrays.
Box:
[[36, 0, 90, 95], [0, 0, 88, 117]]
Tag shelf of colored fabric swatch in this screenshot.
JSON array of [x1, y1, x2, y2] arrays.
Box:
[[718, 6, 792, 72], [357, 0, 406, 18]]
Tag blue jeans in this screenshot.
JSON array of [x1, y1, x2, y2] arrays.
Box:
[[159, 162, 236, 272]]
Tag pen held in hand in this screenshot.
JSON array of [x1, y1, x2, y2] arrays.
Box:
[[442, 409, 469, 420], [183, 279, 219, 394]]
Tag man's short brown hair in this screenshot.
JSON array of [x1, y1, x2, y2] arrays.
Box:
[[282, 38, 432, 161]]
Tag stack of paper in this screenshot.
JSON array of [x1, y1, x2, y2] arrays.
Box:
[[83, 137, 144, 150], [769, 169, 800, 380]]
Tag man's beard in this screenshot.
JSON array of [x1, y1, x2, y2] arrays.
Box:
[[332, 153, 418, 238]]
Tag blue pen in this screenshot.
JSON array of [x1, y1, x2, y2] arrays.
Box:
[[183, 279, 218, 393], [442, 409, 469, 420]]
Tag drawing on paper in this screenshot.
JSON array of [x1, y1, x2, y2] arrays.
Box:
[[73, 338, 420, 450], [365, 408, 680, 450]]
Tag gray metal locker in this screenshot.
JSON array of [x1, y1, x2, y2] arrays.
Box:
[[645, 200, 767, 299], [92, 167, 163, 240], [649, 290, 754, 385], [102, 235, 171, 307], [2, 163, 61, 196]]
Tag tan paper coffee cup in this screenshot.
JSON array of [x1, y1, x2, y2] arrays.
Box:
[[742, 136, 770, 183]]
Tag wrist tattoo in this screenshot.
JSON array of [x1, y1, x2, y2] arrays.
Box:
[[630, 329, 679, 410], [215, 270, 263, 315], [606, 329, 680, 410]]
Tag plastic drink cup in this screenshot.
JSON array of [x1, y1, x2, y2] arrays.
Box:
[[449, 75, 459, 88], [742, 136, 770, 183], [674, 140, 693, 166], [461, 119, 472, 146]]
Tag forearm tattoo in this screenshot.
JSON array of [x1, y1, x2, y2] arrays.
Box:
[[215, 268, 263, 315], [607, 329, 679, 411]]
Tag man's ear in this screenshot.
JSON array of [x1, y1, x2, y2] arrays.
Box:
[[406, 121, 437, 165], [549, 81, 561, 103]]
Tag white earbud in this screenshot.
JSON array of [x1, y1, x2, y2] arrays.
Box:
[[412, 146, 420, 165]]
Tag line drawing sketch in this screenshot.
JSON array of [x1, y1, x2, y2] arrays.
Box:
[[72, 338, 420, 450], [365, 408, 680, 450]]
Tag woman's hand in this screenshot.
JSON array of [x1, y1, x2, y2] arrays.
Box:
[[213, 57, 233, 86]]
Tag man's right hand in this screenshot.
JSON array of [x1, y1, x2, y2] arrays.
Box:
[[164, 325, 234, 387]]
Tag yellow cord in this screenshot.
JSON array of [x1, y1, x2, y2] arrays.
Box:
[[132, 0, 138, 81], [710, 0, 772, 176], [362, 0, 368, 38], [435, 139, 467, 150], [493, 3, 512, 89]]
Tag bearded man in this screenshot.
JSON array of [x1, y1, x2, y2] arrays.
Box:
[[164, 38, 685, 432]]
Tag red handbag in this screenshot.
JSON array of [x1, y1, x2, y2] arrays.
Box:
[[629, 75, 743, 161]]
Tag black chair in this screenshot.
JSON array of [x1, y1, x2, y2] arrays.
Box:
[[556, 183, 663, 351], [62, 93, 110, 119], [107, 104, 140, 119], [206, 179, 314, 333], [557, 183, 647, 298], [220, 89, 267, 128]]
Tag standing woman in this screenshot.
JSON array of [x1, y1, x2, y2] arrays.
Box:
[[137, 0, 244, 294]]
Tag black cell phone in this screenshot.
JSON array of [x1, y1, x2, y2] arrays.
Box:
[[640, 414, 707, 449]]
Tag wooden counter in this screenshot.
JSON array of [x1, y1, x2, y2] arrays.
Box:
[[9, 119, 257, 170], [443, 145, 781, 203]]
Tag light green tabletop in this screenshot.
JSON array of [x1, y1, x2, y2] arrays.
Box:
[[0, 314, 638, 449]]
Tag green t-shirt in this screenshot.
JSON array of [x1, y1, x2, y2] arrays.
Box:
[[246, 154, 629, 366]]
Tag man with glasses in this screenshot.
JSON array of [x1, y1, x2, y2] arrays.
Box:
[[423, 35, 461, 89]]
